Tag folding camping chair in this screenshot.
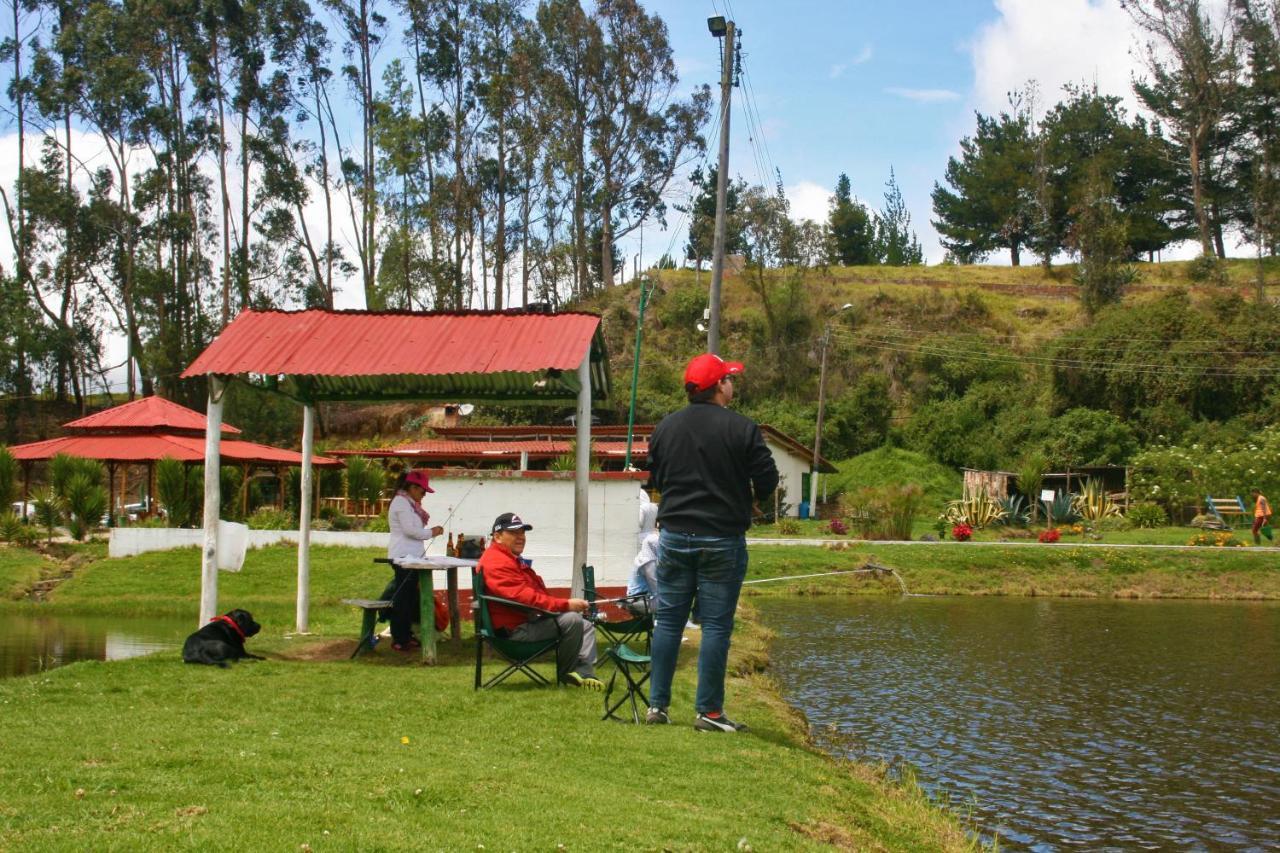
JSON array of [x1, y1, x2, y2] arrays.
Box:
[[582, 565, 654, 657], [601, 643, 651, 723], [472, 566, 562, 690]]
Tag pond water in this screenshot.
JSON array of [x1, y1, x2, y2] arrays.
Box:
[[0, 612, 191, 679], [762, 596, 1280, 851]]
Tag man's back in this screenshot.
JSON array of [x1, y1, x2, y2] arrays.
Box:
[[649, 401, 778, 536]]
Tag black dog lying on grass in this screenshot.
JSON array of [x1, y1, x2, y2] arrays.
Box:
[[182, 609, 264, 667]]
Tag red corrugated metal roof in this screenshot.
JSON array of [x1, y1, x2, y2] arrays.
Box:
[[8, 434, 343, 467], [63, 396, 241, 435], [183, 309, 601, 378]]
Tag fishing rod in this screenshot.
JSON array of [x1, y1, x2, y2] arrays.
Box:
[[588, 562, 911, 606], [421, 477, 485, 554]]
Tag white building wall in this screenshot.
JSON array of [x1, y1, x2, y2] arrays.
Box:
[[109, 473, 648, 589], [764, 437, 809, 518]]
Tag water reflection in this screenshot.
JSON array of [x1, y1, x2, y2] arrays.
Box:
[[762, 597, 1280, 851], [0, 613, 189, 678]]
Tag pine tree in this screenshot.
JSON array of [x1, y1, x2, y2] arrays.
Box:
[[876, 168, 923, 265], [827, 173, 876, 265]]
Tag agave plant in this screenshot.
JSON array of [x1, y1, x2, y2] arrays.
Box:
[[63, 472, 108, 540], [1045, 491, 1082, 526], [942, 489, 1007, 529], [1072, 478, 1122, 522], [995, 494, 1030, 526]]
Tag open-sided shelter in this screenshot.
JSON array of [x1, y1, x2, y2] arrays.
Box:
[[9, 395, 343, 521], [181, 309, 609, 631]]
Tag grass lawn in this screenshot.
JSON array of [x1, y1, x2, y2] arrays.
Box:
[[0, 547, 48, 600], [0, 544, 973, 850], [746, 541, 1280, 599]]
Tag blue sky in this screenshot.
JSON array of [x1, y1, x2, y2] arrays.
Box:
[[629, 0, 1167, 267]]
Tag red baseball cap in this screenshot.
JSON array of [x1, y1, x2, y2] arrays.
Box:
[[683, 353, 745, 391], [404, 469, 435, 493]]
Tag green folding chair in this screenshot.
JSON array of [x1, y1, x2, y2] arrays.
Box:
[[472, 567, 562, 690], [602, 643, 651, 723], [582, 564, 653, 658]]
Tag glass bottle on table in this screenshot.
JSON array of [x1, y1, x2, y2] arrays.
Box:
[[446, 532, 456, 557]]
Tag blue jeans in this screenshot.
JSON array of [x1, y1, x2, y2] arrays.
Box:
[[648, 530, 748, 715]]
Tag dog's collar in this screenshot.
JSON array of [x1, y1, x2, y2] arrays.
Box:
[[211, 614, 245, 640]]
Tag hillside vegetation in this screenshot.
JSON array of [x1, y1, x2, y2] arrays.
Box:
[[573, 259, 1280, 516]]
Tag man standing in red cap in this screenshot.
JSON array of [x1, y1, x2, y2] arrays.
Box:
[[645, 353, 778, 731]]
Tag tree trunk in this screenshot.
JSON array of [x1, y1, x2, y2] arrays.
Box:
[[1189, 134, 1214, 256], [494, 112, 506, 310], [1010, 242, 1021, 267], [212, 36, 233, 326]]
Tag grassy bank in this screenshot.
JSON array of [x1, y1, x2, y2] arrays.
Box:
[[747, 542, 1280, 599], [0, 544, 974, 850], [0, 548, 47, 600]]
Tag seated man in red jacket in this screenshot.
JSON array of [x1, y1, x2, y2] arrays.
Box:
[[478, 512, 602, 689]]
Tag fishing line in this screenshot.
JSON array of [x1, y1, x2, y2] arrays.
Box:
[[588, 562, 924, 606]]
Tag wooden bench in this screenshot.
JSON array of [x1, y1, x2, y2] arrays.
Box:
[[341, 598, 392, 658], [1205, 496, 1249, 530]]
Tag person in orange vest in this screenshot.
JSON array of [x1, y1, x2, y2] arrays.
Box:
[[1251, 488, 1272, 545]]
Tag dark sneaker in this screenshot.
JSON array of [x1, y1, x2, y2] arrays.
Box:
[[694, 712, 748, 733], [645, 707, 670, 725]]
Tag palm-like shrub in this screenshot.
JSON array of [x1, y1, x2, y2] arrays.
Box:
[[63, 472, 108, 540], [32, 488, 65, 543], [841, 484, 924, 540], [157, 456, 202, 527], [344, 456, 385, 506]]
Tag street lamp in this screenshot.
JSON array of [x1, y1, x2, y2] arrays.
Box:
[[624, 274, 656, 469], [810, 303, 854, 517]]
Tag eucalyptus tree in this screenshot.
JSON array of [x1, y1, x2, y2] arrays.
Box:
[[372, 58, 432, 308], [1124, 0, 1239, 257], [1231, 0, 1280, 280], [473, 0, 522, 308], [533, 0, 601, 298], [321, 0, 387, 306], [587, 0, 709, 288]]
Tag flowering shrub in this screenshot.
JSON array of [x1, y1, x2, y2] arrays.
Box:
[[828, 518, 848, 535], [1070, 523, 1086, 535], [1131, 429, 1280, 520], [951, 523, 973, 541], [1038, 528, 1061, 543], [1187, 531, 1244, 547]]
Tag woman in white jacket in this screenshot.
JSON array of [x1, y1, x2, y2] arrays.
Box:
[[386, 469, 444, 651]]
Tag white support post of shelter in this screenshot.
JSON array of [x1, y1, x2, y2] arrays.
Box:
[[199, 375, 226, 626], [297, 403, 315, 634], [572, 350, 591, 597]]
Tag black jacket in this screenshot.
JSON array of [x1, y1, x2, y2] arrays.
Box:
[[648, 401, 779, 536]]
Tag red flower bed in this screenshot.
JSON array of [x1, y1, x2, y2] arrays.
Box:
[[951, 524, 973, 542], [1038, 528, 1061, 543]]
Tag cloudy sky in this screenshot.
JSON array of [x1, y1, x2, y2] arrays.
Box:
[[631, 0, 1168, 267], [0, 0, 1204, 312]]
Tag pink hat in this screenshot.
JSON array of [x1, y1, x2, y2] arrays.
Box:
[[684, 353, 745, 391], [404, 469, 434, 493]]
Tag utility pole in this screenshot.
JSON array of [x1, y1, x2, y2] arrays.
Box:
[[707, 16, 736, 355], [810, 325, 831, 517], [810, 304, 852, 517]]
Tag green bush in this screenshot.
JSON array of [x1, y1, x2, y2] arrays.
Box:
[[1185, 253, 1227, 284], [776, 518, 801, 536], [1126, 502, 1167, 529], [362, 515, 390, 533], [246, 507, 295, 530], [839, 484, 923, 540], [825, 447, 960, 516], [32, 488, 64, 543], [0, 512, 25, 544]]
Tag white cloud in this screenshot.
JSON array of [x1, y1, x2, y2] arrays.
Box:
[[969, 0, 1140, 116], [885, 87, 961, 103], [786, 181, 833, 224], [829, 44, 873, 79]]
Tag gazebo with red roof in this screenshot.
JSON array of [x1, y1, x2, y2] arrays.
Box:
[[182, 308, 609, 632], [9, 396, 343, 522]]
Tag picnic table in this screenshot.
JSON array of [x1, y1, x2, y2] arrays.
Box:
[[374, 555, 478, 664]]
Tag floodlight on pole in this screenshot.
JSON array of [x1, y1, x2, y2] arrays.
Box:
[[707, 15, 727, 36]]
